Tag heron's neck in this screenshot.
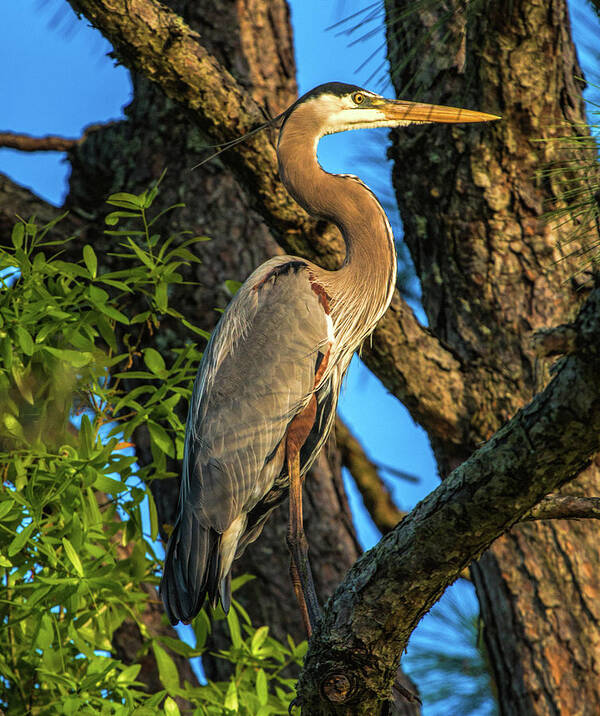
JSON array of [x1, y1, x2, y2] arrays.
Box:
[[277, 111, 397, 348]]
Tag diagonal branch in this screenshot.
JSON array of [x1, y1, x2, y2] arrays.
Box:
[[0, 172, 79, 235], [297, 286, 600, 713], [65, 0, 466, 445]]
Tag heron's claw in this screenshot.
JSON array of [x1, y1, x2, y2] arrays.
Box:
[[288, 695, 302, 714]]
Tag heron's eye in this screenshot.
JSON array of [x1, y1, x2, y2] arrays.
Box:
[[353, 92, 365, 105]]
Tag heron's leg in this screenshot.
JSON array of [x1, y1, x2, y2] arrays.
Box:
[[285, 394, 321, 636], [289, 548, 311, 636], [286, 447, 321, 635]]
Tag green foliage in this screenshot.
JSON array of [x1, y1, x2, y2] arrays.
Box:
[[185, 598, 306, 715], [0, 184, 302, 714], [536, 94, 600, 278]]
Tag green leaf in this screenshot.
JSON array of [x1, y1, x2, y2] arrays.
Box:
[[95, 303, 129, 324], [125, 238, 155, 269], [80, 413, 94, 458], [99, 277, 133, 292], [163, 696, 180, 716], [8, 522, 35, 557], [16, 325, 34, 356], [251, 626, 269, 655], [256, 668, 268, 706], [231, 573, 255, 592], [144, 691, 168, 708], [117, 663, 142, 683], [226, 607, 242, 648], [130, 310, 151, 325], [11, 365, 34, 406], [33, 251, 46, 272], [152, 641, 179, 694], [1, 336, 13, 370], [0, 499, 14, 520], [104, 229, 147, 236], [0, 555, 12, 568], [193, 608, 211, 650], [224, 679, 238, 712], [93, 474, 128, 494], [4, 413, 26, 439], [294, 640, 308, 659], [144, 347, 166, 375], [180, 317, 211, 339], [86, 487, 103, 526], [11, 222, 24, 249], [89, 284, 109, 303], [155, 282, 168, 311], [49, 260, 88, 278], [24, 221, 37, 238], [43, 346, 93, 368], [147, 489, 159, 542], [62, 537, 84, 577], [106, 191, 144, 208], [148, 421, 173, 458], [105, 210, 140, 226], [83, 245, 97, 278], [225, 280, 242, 296], [36, 614, 54, 650], [96, 314, 118, 352]]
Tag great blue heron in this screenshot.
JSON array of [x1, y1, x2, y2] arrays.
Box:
[[160, 82, 497, 634]]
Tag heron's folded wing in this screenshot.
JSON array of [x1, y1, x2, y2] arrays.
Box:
[[181, 258, 331, 534]]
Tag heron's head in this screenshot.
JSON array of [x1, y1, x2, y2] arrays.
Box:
[[279, 82, 499, 140]]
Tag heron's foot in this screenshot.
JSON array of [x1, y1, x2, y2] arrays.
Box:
[[288, 695, 302, 714]]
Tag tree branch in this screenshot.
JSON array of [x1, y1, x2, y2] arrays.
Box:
[[64, 0, 466, 446], [0, 132, 81, 152], [532, 324, 578, 358], [0, 172, 81, 236], [297, 286, 600, 713], [524, 494, 600, 521]]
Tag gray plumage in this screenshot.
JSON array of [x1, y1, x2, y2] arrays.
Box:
[[162, 258, 335, 621], [160, 82, 498, 625]]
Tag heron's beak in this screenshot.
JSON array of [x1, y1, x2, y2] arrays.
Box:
[[373, 98, 500, 124]]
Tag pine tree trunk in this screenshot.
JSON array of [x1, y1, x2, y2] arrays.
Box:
[[384, 0, 600, 712]]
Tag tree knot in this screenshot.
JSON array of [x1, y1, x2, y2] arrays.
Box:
[[321, 671, 354, 704]]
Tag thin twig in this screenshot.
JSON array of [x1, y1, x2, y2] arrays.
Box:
[[0, 132, 81, 152]]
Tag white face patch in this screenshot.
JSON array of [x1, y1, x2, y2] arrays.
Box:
[[313, 92, 415, 136]]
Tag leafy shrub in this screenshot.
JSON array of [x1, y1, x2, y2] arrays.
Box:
[[0, 184, 303, 714]]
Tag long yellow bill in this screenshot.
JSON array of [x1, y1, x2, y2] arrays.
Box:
[[375, 98, 500, 124]]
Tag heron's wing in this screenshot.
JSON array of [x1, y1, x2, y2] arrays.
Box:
[[161, 257, 333, 623], [181, 257, 331, 533]]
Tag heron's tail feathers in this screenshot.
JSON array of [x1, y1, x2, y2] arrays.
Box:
[[160, 510, 221, 625]]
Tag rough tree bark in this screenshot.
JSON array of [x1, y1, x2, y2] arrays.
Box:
[[384, 0, 600, 713]]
